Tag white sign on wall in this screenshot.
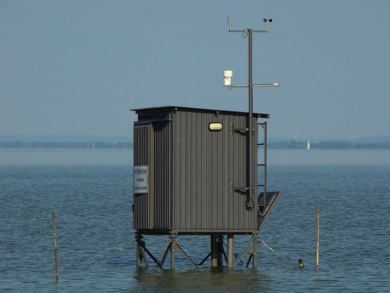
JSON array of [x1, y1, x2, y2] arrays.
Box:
[[133, 165, 148, 194]]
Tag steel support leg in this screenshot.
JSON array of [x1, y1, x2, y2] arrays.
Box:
[[211, 234, 218, 268], [217, 235, 224, 267], [170, 233, 177, 270], [227, 234, 234, 269], [136, 232, 147, 268], [252, 232, 259, 269]]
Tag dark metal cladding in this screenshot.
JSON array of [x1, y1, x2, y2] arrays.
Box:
[[132, 106, 272, 234]]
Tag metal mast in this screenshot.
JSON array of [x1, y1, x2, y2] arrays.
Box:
[[225, 17, 278, 210]]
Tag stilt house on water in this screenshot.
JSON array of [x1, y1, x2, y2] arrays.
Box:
[[132, 106, 281, 269]]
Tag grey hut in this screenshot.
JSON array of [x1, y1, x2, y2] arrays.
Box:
[[132, 106, 280, 269]]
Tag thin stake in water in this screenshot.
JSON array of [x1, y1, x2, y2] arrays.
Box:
[[316, 209, 320, 268], [52, 211, 59, 279]]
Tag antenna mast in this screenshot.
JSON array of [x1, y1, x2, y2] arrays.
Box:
[[225, 17, 278, 210]]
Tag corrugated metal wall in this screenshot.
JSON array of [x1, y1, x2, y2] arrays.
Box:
[[133, 124, 151, 229], [133, 107, 259, 232], [171, 110, 258, 231], [152, 121, 172, 229]]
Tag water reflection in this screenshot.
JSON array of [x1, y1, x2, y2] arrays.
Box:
[[132, 267, 269, 292]]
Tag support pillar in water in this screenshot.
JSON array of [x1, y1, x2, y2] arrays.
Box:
[[211, 234, 218, 268], [217, 235, 224, 267], [170, 232, 177, 269], [227, 234, 234, 268], [252, 232, 259, 269]]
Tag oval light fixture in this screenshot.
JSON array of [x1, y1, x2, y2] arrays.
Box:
[[209, 122, 223, 132]]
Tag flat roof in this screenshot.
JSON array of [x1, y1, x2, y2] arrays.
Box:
[[131, 105, 270, 119]]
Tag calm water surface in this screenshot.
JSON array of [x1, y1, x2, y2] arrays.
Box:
[[1, 150, 389, 292]]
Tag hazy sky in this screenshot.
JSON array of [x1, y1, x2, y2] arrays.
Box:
[[1, 0, 389, 140]]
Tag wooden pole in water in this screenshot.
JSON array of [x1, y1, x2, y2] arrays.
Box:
[[316, 209, 320, 268], [52, 211, 59, 279]]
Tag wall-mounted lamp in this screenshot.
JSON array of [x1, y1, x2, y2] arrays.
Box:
[[209, 122, 223, 132]]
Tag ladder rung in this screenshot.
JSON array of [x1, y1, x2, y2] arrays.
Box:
[[258, 164, 266, 167]]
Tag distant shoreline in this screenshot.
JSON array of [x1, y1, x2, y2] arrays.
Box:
[[268, 140, 390, 149], [0, 141, 132, 149], [1, 140, 390, 150]]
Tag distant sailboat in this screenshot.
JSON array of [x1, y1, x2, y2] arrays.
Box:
[[307, 140, 310, 150]]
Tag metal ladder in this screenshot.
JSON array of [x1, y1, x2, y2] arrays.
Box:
[[257, 122, 267, 210]]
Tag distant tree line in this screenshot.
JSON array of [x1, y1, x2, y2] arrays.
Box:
[[268, 140, 390, 149], [1, 140, 390, 149], [0, 141, 132, 149]]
